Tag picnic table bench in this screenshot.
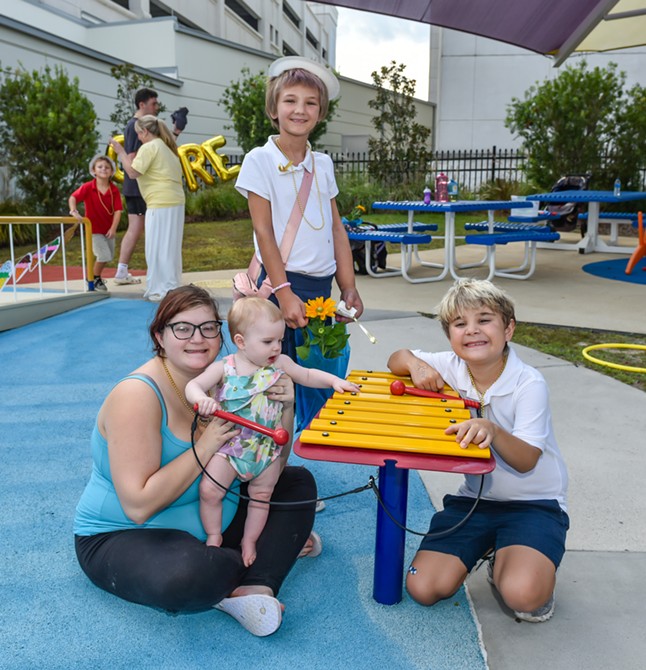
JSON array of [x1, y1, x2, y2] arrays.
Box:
[[345, 228, 433, 278], [461, 221, 560, 280]]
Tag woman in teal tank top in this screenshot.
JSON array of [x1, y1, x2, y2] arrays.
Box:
[[74, 285, 317, 637]]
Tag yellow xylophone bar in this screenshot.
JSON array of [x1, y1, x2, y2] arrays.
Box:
[[326, 396, 470, 417], [318, 407, 465, 430], [299, 426, 489, 458]]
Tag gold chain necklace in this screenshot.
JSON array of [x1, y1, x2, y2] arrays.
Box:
[[275, 138, 325, 231], [466, 352, 508, 416], [161, 357, 209, 425]]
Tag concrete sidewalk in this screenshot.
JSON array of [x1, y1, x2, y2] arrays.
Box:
[[84, 242, 646, 668]]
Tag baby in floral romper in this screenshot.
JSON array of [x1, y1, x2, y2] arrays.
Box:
[[186, 297, 358, 567]]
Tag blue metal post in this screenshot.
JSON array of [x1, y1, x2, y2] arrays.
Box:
[[373, 460, 409, 605]]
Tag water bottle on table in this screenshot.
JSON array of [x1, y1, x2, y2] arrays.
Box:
[[614, 178, 621, 197]]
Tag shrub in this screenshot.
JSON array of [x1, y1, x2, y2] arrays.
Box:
[[185, 182, 248, 221], [0, 64, 99, 215]]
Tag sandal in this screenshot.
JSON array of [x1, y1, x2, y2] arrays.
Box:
[[298, 530, 322, 559], [214, 594, 282, 636]]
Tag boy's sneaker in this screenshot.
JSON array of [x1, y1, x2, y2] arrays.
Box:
[[485, 553, 555, 622], [113, 273, 141, 285], [486, 556, 495, 585], [93, 277, 108, 292], [514, 595, 555, 623]]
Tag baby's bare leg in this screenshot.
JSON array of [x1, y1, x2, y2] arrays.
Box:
[[199, 455, 238, 547], [241, 459, 282, 567]]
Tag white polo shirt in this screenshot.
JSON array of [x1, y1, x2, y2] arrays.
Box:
[[410, 346, 569, 511], [235, 136, 339, 277]]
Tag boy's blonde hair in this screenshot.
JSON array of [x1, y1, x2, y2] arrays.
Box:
[[265, 68, 329, 130], [436, 278, 516, 336], [228, 297, 284, 338]]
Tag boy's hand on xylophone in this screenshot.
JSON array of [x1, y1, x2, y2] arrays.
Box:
[[409, 362, 445, 393], [333, 379, 361, 394], [446, 418, 495, 450]]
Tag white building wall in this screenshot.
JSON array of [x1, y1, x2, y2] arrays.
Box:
[[0, 5, 435, 159], [434, 28, 646, 151]]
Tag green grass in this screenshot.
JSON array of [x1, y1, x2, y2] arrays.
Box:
[[513, 322, 645, 392]]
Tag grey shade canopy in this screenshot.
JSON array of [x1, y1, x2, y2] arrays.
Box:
[[316, 1, 646, 66]]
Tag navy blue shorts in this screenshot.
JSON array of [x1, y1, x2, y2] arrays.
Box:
[[418, 495, 570, 571], [125, 195, 147, 216]]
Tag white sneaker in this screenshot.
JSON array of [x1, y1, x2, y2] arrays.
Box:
[[113, 273, 142, 285], [514, 595, 555, 623], [214, 594, 282, 636]]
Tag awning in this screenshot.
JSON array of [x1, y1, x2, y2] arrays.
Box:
[[315, 1, 646, 66]]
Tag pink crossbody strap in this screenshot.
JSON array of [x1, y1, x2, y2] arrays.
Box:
[[247, 162, 314, 282]]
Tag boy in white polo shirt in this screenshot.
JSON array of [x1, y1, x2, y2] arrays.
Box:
[[388, 278, 569, 623]]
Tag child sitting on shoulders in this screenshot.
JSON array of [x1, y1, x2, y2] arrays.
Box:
[[186, 297, 359, 567], [388, 278, 569, 623]]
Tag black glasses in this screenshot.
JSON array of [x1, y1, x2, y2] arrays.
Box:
[[166, 321, 222, 340]]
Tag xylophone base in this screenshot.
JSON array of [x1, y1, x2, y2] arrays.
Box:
[[293, 440, 495, 605]]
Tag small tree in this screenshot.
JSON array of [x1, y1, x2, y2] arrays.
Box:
[[367, 61, 432, 187], [505, 60, 646, 190], [220, 67, 338, 153], [109, 63, 166, 132], [0, 64, 99, 215]]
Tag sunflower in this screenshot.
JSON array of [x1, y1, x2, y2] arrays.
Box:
[[304, 296, 337, 320]]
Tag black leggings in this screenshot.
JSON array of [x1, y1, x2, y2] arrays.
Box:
[[75, 466, 316, 613]]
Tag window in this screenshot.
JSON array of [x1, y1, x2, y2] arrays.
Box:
[[306, 29, 319, 50], [225, 0, 259, 32], [149, 1, 204, 31], [283, 2, 300, 28], [282, 41, 298, 56], [110, 0, 130, 9]]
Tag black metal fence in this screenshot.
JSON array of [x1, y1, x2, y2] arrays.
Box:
[[325, 146, 527, 192], [210, 145, 646, 191]]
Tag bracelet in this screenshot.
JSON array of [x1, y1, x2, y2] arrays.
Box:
[[271, 281, 291, 294]]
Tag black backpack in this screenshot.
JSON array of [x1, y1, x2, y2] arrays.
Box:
[[344, 221, 388, 275], [543, 174, 591, 233]]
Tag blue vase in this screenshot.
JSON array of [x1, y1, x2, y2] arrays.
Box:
[[295, 336, 350, 432]]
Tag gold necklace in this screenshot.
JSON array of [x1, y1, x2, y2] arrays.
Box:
[[466, 352, 508, 416], [275, 138, 325, 231], [97, 184, 115, 215], [161, 357, 209, 425]]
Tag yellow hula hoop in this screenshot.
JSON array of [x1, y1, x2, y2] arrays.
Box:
[[581, 343, 646, 374]]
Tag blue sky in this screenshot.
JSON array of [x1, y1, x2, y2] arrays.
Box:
[[335, 7, 431, 100]]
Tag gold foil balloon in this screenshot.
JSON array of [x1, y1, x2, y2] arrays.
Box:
[[106, 134, 238, 190], [106, 135, 125, 183]]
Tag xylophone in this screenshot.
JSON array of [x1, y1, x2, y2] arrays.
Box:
[[299, 369, 490, 460], [294, 369, 495, 606]]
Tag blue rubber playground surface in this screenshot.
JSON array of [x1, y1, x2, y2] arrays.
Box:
[[0, 298, 487, 670]]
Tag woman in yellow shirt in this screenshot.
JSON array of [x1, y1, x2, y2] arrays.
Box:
[[111, 115, 185, 302]]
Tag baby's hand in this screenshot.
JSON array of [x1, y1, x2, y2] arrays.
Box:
[[333, 379, 361, 394], [195, 397, 219, 417]]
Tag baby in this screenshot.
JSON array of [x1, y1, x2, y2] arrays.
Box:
[[186, 297, 358, 566]]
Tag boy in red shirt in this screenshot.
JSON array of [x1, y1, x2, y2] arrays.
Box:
[[68, 155, 123, 291]]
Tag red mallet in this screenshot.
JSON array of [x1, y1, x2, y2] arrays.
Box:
[[194, 405, 290, 446], [389, 379, 480, 410]]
